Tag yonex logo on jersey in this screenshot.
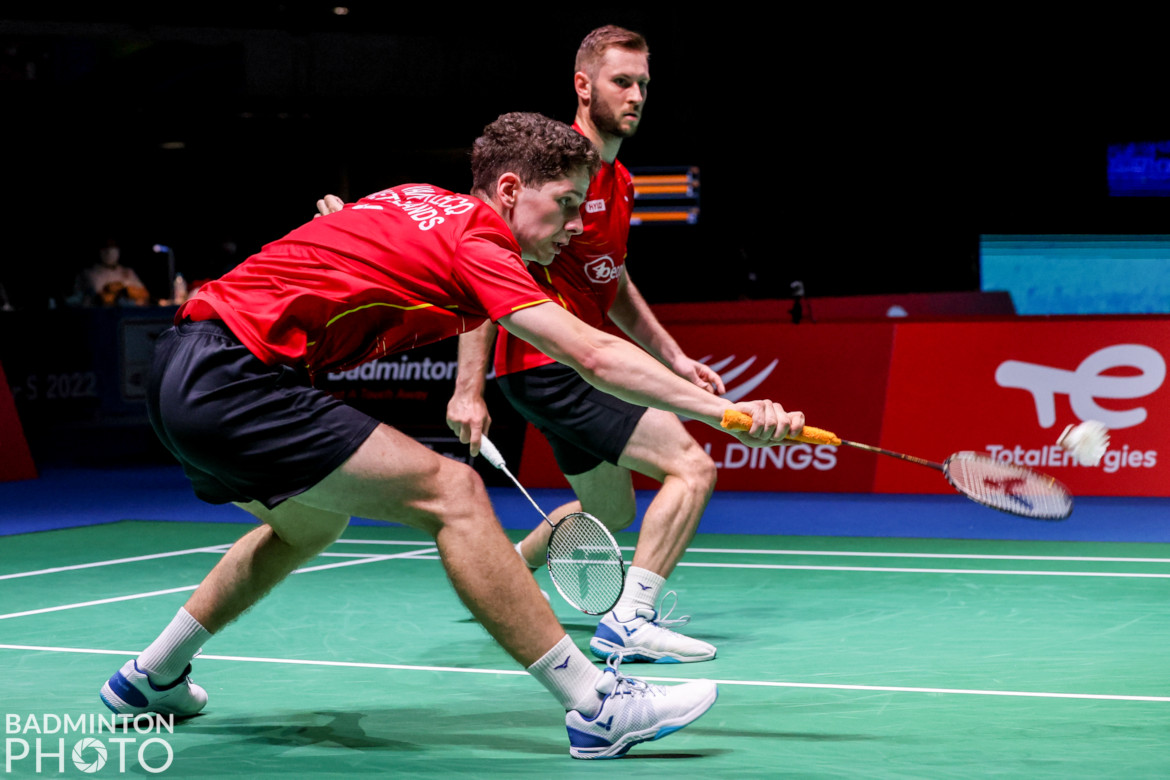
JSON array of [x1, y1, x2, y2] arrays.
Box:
[[995, 344, 1166, 430], [584, 256, 622, 284], [585, 199, 606, 214]]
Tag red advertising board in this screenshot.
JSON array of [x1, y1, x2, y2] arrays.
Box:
[[0, 360, 37, 482], [515, 316, 1170, 497], [517, 322, 897, 492], [878, 319, 1170, 497]]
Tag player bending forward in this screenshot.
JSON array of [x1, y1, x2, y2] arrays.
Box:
[[99, 112, 803, 759]]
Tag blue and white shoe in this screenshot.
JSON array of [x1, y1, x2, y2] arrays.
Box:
[[100, 660, 207, 718], [565, 654, 717, 759], [589, 593, 716, 663]]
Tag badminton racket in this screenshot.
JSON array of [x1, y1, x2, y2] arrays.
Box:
[[477, 435, 626, 614], [721, 410, 1073, 520]]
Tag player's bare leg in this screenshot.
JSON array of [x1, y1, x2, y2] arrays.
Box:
[[104, 423, 607, 724], [515, 409, 717, 663], [183, 501, 350, 634], [615, 409, 716, 578], [515, 459, 636, 568], [517, 408, 714, 578], [292, 424, 565, 664]]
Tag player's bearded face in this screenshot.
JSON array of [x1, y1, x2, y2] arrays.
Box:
[[587, 48, 649, 139]]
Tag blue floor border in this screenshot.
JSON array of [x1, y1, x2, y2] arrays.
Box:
[[1, 466, 1168, 543]]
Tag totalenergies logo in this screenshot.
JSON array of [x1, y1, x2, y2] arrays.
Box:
[[995, 344, 1166, 430], [994, 344, 1164, 474]]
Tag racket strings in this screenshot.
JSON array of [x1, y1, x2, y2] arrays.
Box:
[[944, 453, 1073, 520], [546, 512, 624, 616]]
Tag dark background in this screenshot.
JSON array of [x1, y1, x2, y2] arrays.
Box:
[[3, 6, 1168, 309]]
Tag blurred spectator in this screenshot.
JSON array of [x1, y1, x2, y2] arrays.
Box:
[[72, 239, 151, 307]]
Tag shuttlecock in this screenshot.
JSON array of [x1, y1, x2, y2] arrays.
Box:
[[1057, 421, 1110, 467]]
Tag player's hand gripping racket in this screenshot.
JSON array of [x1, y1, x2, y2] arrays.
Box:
[[476, 436, 626, 614], [721, 410, 1074, 520]]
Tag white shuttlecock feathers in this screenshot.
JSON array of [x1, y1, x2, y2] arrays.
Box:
[[1057, 421, 1110, 467]]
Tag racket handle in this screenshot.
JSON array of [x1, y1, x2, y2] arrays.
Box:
[[720, 409, 842, 446], [477, 435, 507, 470]]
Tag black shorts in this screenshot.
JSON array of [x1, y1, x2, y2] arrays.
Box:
[[147, 320, 381, 508], [496, 362, 646, 476]]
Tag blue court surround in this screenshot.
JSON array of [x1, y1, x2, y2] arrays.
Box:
[[1, 466, 1166, 543]]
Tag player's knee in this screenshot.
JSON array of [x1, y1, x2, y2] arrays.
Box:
[[264, 504, 350, 552], [412, 460, 492, 535], [676, 440, 717, 495], [606, 502, 638, 532]]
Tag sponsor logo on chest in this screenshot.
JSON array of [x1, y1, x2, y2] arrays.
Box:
[[585, 255, 622, 284], [584, 199, 606, 214]]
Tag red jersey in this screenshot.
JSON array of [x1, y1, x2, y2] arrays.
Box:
[[180, 184, 552, 379], [493, 133, 634, 376]]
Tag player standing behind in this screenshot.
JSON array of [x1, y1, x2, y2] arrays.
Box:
[[450, 26, 727, 664]]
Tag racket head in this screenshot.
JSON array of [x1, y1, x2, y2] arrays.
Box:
[[943, 451, 1074, 520], [545, 511, 625, 615]]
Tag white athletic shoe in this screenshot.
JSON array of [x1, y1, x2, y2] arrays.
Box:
[[100, 660, 207, 718], [565, 654, 718, 759], [589, 593, 716, 663]]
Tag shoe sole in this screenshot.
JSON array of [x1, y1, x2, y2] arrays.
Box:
[[588, 638, 716, 664], [100, 668, 206, 718], [570, 685, 719, 759], [99, 683, 136, 715]]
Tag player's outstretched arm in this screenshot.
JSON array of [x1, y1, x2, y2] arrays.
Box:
[[607, 272, 725, 394], [500, 302, 800, 446]]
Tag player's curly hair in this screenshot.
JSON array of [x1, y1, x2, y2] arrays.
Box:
[[470, 112, 599, 196], [574, 24, 649, 79]]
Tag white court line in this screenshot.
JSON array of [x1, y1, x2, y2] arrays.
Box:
[[677, 562, 1170, 579], [338, 538, 1170, 565], [332, 540, 439, 546], [686, 548, 1170, 564], [386, 554, 1170, 579], [1, 642, 1167, 703], [0, 545, 232, 581], [0, 548, 437, 621], [0, 540, 437, 582]]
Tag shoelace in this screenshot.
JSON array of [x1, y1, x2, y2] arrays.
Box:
[[596, 652, 661, 699], [632, 590, 691, 628]]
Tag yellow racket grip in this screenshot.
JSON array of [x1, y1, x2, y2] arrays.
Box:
[[720, 409, 842, 446]]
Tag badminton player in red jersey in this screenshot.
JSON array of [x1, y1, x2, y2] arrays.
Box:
[[448, 26, 729, 664], [99, 112, 804, 759]]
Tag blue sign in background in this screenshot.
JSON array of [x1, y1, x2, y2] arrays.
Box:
[[981, 235, 1170, 316]]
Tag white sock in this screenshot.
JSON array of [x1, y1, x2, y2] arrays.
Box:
[[527, 635, 604, 716], [515, 540, 539, 571], [614, 566, 665, 618], [137, 608, 212, 685]]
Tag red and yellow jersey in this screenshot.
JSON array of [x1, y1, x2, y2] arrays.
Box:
[[180, 184, 551, 380], [493, 135, 634, 377]]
